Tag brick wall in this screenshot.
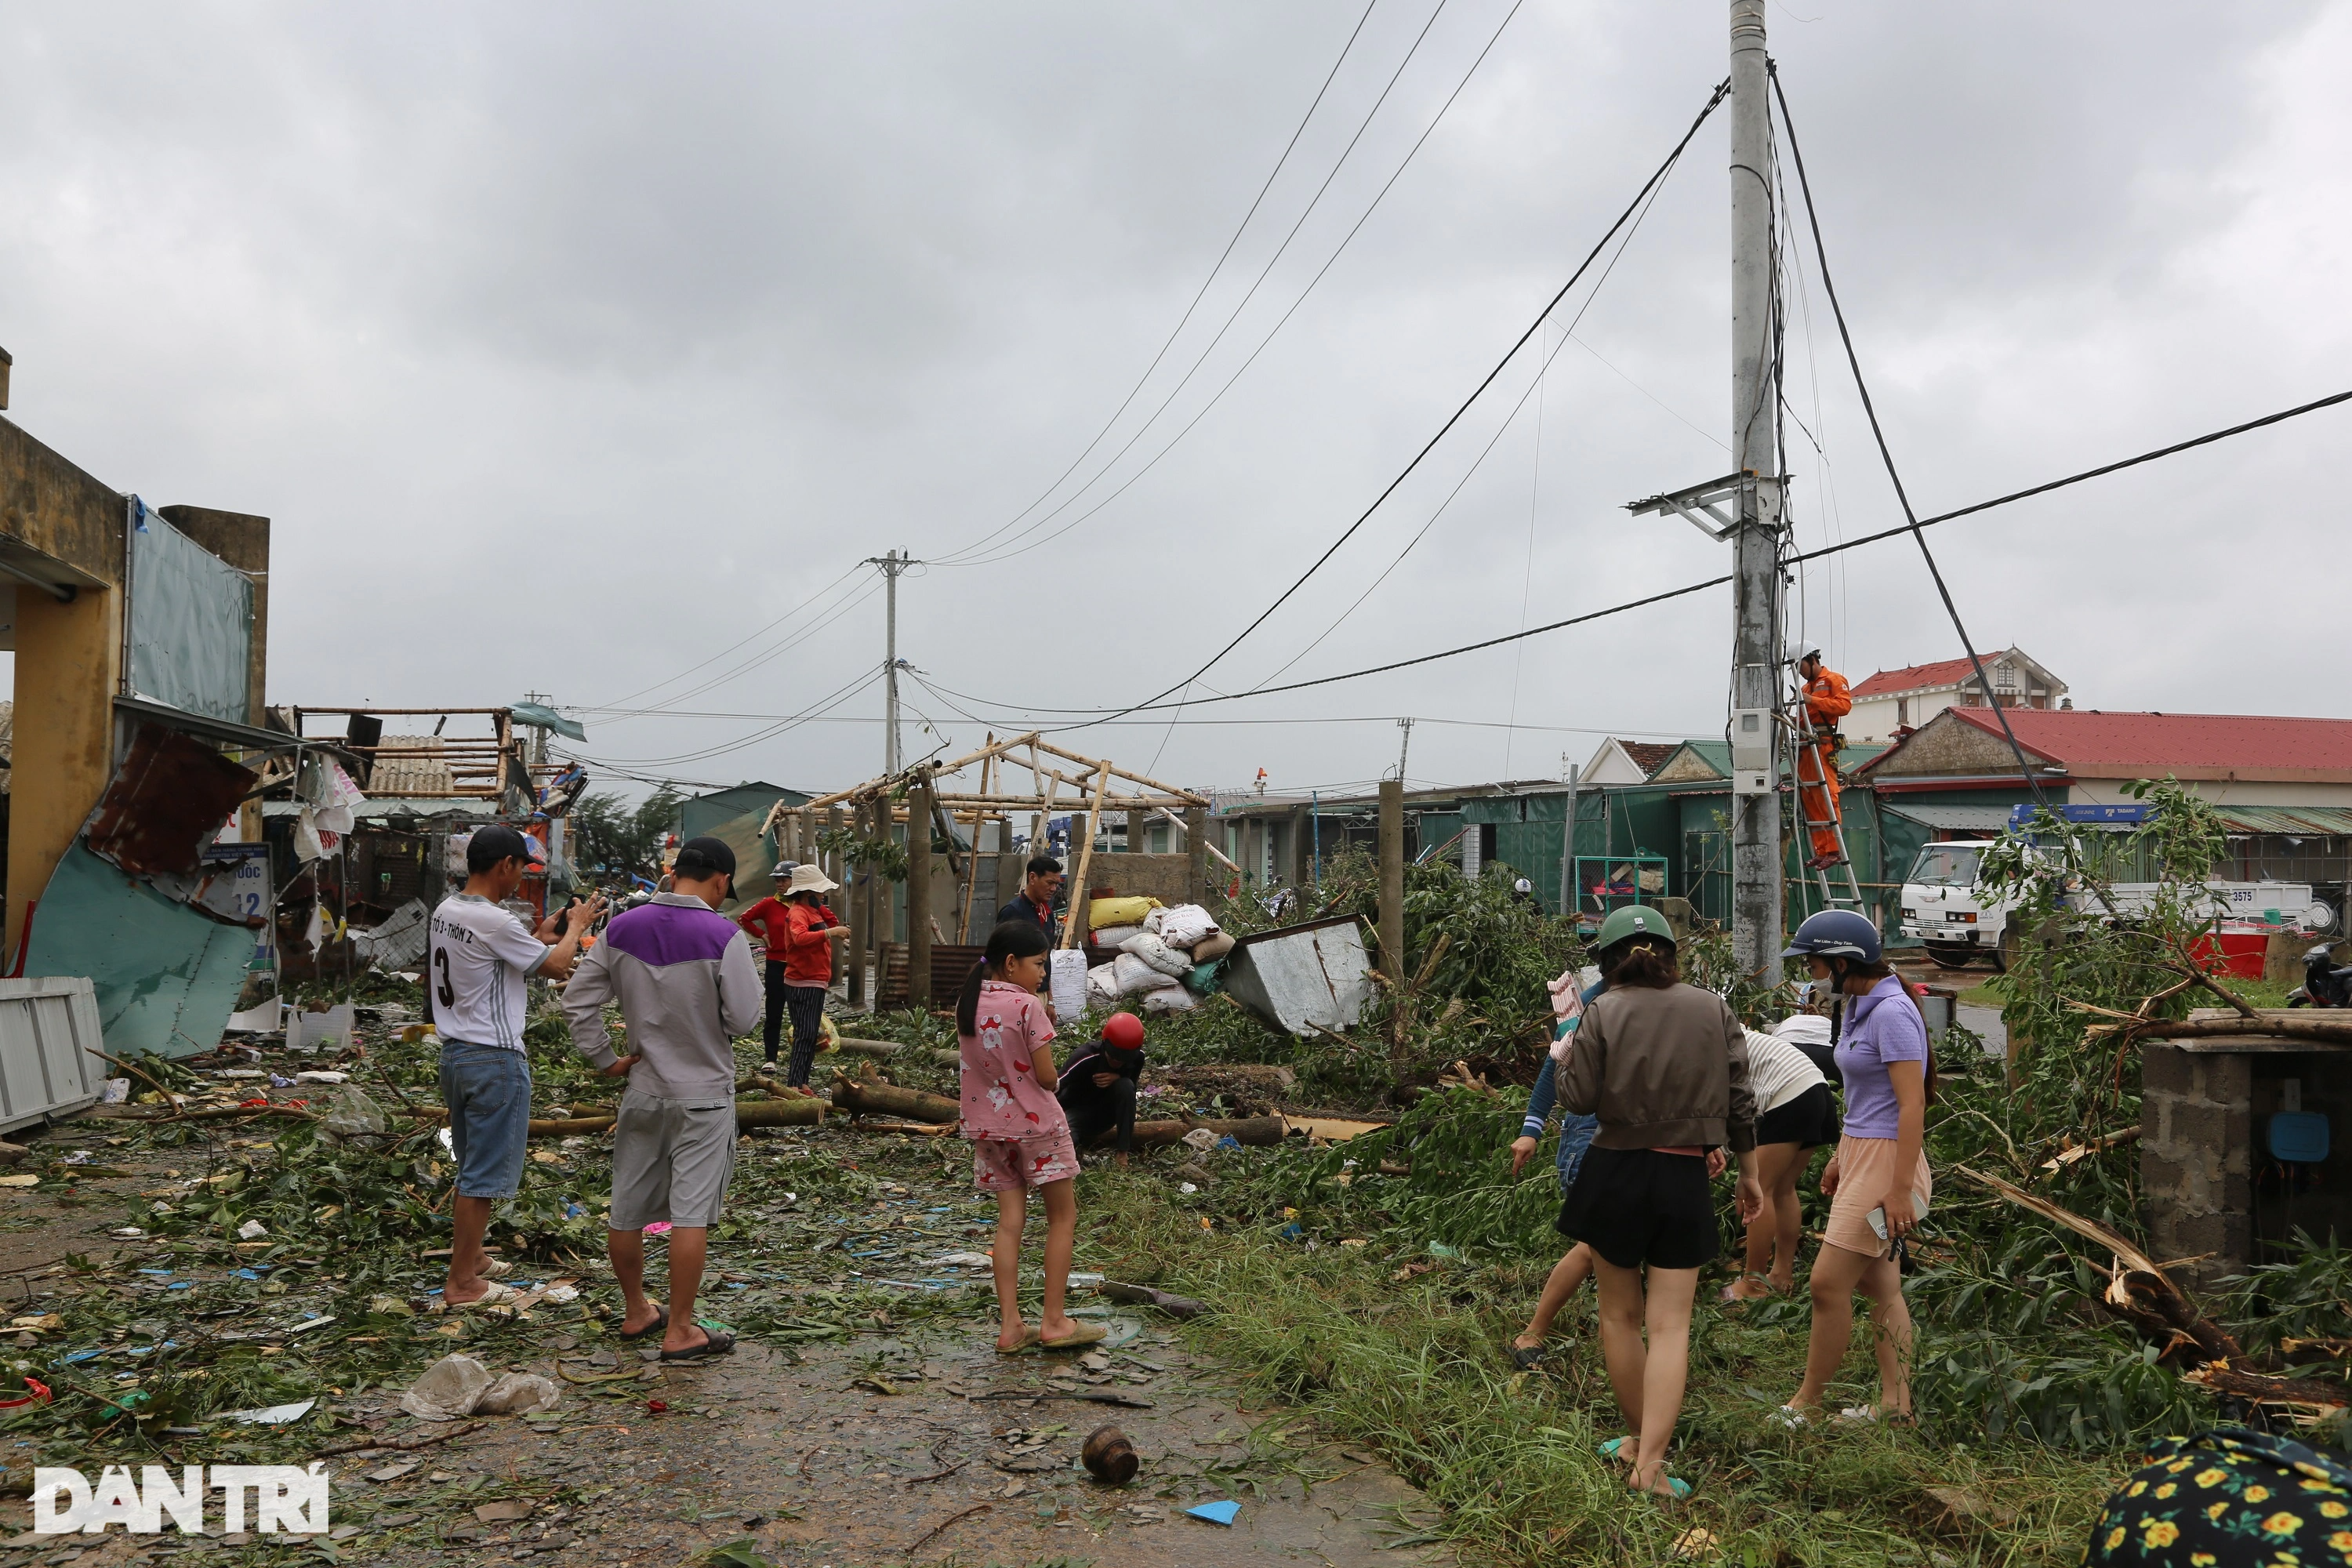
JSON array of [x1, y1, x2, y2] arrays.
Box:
[[2140, 1043, 2252, 1289]]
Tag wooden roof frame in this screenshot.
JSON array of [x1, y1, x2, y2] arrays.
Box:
[[762, 730, 1206, 837]]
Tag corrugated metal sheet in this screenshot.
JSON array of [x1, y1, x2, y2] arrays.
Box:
[[0, 978, 106, 1133], [368, 736, 455, 796], [1223, 916, 1372, 1035], [2212, 806, 2352, 836], [1883, 803, 2017, 832]]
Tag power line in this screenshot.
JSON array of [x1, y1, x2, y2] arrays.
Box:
[[1062, 78, 1733, 735], [943, 0, 1525, 572], [576, 564, 866, 715], [931, 0, 1381, 568]]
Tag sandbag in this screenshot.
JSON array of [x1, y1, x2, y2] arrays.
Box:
[[1156, 904, 1219, 949], [1182, 960, 1225, 996], [1188, 930, 1236, 963], [1120, 931, 1192, 979], [1088, 896, 1163, 932], [1086, 962, 1121, 1005], [1110, 953, 1176, 997], [1089, 925, 1143, 950], [1144, 986, 1198, 1013]]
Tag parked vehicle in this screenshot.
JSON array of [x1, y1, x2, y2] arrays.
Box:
[[2288, 942, 2352, 1007], [1899, 804, 2334, 971]]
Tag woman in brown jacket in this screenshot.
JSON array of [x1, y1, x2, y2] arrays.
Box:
[[1556, 906, 1762, 1501]]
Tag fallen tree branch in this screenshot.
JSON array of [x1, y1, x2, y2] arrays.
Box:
[[314, 1419, 484, 1457], [904, 1501, 991, 1559], [831, 1076, 959, 1124]]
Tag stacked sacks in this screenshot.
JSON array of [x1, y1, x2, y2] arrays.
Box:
[[1084, 902, 1231, 1012]]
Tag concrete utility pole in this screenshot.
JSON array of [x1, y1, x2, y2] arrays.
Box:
[[1726, 0, 1784, 976], [1394, 717, 1414, 782], [866, 550, 919, 776], [1377, 779, 1404, 984], [1628, 2, 1786, 977]]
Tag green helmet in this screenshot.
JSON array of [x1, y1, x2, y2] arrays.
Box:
[[1594, 905, 1675, 950]]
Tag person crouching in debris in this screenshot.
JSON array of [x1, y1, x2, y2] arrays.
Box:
[[428, 824, 604, 1310], [1057, 1010, 1145, 1169], [1554, 905, 1762, 1501], [562, 836, 763, 1361], [958, 919, 1105, 1353]]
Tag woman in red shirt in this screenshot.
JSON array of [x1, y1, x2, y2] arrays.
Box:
[[737, 864, 846, 1083]]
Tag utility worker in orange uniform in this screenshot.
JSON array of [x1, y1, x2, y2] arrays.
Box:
[[1790, 642, 1852, 868]]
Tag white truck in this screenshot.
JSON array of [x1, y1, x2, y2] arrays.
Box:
[[1898, 807, 2332, 971]]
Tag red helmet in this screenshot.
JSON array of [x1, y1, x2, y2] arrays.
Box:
[[1102, 1012, 1145, 1051]]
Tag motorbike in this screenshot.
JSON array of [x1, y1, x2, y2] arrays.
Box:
[[2287, 942, 2352, 1007]]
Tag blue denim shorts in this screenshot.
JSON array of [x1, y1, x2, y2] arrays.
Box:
[[438, 1040, 532, 1200], [1556, 1112, 1599, 1194]]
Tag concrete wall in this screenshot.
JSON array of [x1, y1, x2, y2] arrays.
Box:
[[2141, 1044, 2255, 1290], [2070, 779, 2352, 808]]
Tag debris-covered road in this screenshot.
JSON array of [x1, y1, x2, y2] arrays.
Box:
[[0, 997, 1443, 1566]]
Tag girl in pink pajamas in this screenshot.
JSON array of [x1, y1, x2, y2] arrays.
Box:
[[956, 920, 1102, 1352]]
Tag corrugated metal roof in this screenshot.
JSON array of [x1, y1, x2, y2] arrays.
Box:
[[1851, 655, 1980, 698], [261, 797, 502, 822], [1882, 803, 2016, 831], [2212, 805, 2352, 836]]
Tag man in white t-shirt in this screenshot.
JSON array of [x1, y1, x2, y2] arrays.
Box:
[[428, 824, 605, 1308]]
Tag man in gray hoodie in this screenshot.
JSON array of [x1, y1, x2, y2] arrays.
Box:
[[564, 836, 762, 1359]]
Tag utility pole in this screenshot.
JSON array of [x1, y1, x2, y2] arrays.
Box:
[[1394, 717, 1414, 782], [1627, 0, 1786, 977], [865, 550, 920, 776]]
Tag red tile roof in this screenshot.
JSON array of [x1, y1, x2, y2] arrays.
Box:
[[1944, 707, 2352, 782], [1850, 656, 1982, 699], [1620, 741, 1679, 776]]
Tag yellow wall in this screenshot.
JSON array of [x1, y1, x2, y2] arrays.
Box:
[[7, 583, 121, 961]]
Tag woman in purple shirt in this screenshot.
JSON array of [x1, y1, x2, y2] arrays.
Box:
[[1777, 911, 1933, 1425]]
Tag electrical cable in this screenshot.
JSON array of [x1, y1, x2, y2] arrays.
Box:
[[572, 668, 883, 768], [931, 0, 1381, 568], [577, 564, 866, 714], [1009, 379, 2352, 717], [944, 0, 1529, 572], [1054, 77, 1733, 735], [1243, 125, 1693, 691]]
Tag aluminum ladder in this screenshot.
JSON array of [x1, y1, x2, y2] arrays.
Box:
[[1784, 687, 1866, 919]]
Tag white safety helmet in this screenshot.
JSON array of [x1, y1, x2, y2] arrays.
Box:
[[1788, 641, 1822, 666], [1514, 878, 1533, 894]]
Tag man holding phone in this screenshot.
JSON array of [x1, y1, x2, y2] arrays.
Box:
[[428, 825, 604, 1309]]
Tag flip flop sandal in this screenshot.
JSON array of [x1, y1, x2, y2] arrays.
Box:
[[617, 1305, 670, 1341], [1039, 1321, 1108, 1351], [480, 1258, 515, 1279], [659, 1330, 737, 1363], [1770, 1406, 1813, 1429], [996, 1327, 1040, 1355], [445, 1280, 521, 1312], [1597, 1437, 1641, 1465], [1510, 1343, 1548, 1370]]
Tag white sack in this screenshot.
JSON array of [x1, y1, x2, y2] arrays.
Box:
[[1155, 904, 1220, 949], [1089, 925, 1143, 950], [1111, 953, 1181, 996], [1143, 987, 1198, 1014], [1120, 931, 1193, 979]]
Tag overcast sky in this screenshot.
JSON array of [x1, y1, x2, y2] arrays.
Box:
[[5, 1, 2346, 804]]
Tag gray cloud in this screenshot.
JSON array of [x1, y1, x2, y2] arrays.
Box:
[[2, 0, 2342, 797]]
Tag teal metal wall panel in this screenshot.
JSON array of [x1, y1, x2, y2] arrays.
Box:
[[126, 505, 253, 724], [23, 845, 256, 1059]]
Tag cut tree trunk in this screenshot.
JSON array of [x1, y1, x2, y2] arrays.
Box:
[[830, 1075, 960, 1124], [1125, 1116, 1284, 1150]]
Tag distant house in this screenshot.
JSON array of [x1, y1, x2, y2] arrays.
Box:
[[1846, 648, 2067, 743], [1578, 737, 1682, 785], [679, 780, 810, 843], [1854, 707, 2352, 808]]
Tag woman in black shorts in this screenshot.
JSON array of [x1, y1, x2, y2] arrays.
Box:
[[1556, 905, 1762, 1501]]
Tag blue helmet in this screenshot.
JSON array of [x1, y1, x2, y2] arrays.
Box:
[[1780, 909, 1882, 963]]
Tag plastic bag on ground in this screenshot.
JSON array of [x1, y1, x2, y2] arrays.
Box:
[[401, 1354, 492, 1421], [1144, 987, 1197, 1014], [1119, 931, 1192, 979], [1189, 930, 1236, 963], [319, 1083, 390, 1141], [1088, 924, 1143, 950], [1156, 904, 1219, 949], [476, 1373, 561, 1415]]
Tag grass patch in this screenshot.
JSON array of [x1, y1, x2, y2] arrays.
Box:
[[1085, 1161, 2120, 1566]]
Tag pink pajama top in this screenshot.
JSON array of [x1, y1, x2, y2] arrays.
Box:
[[958, 979, 1071, 1142]]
